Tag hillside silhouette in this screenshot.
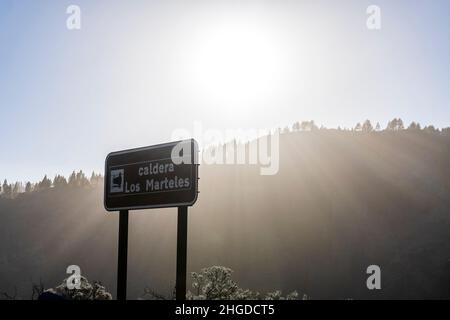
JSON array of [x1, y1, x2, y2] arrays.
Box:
[[1, 122, 450, 299]]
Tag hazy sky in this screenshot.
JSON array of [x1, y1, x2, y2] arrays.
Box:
[[1, 0, 450, 182]]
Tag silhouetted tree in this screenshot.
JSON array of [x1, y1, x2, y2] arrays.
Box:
[[53, 175, 68, 188], [407, 122, 421, 131], [2, 179, 12, 198], [386, 118, 404, 131], [423, 125, 438, 134], [375, 122, 381, 131], [76, 171, 90, 187], [90, 172, 103, 186], [299, 121, 318, 131], [12, 182, 21, 198], [386, 119, 394, 130], [37, 175, 52, 191], [354, 122, 362, 131], [362, 120, 373, 132], [68, 171, 77, 187], [25, 182, 33, 193]]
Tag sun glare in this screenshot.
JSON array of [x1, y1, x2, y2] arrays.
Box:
[[184, 21, 289, 109]]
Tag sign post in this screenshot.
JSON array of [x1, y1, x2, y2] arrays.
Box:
[[117, 210, 129, 300], [176, 206, 188, 300], [104, 139, 199, 300]]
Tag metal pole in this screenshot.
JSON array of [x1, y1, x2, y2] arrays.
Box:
[[117, 209, 129, 300], [176, 206, 188, 300]]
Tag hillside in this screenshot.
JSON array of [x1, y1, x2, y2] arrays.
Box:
[[1, 130, 450, 299]]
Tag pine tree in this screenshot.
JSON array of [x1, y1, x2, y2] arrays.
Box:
[[386, 119, 395, 130], [53, 175, 68, 188], [38, 175, 52, 190], [25, 182, 33, 193], [299, 121, 318, 131], [362, 120, 373, 132], [2, 179, 12, 198], [386, 118, 404, 131], [375, 122, 381, 131], [424, 125, 437, 133], [68, 171, 77, 187], [90, 172, 103, 186], [74, 170, 90, 187], [12, 182, 21, 198]]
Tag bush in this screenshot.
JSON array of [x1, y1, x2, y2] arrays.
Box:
[[187, 266, 302, 300], [43, 276, 112, 300]]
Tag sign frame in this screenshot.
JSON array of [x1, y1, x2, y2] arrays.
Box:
[[104, 139, 199, 212]]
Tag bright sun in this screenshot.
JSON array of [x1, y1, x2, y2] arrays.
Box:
[[184, 21, 288, 108]]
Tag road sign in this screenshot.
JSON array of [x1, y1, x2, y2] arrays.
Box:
[[104, 139, 199, 211], [105, 139, 198, 301]]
